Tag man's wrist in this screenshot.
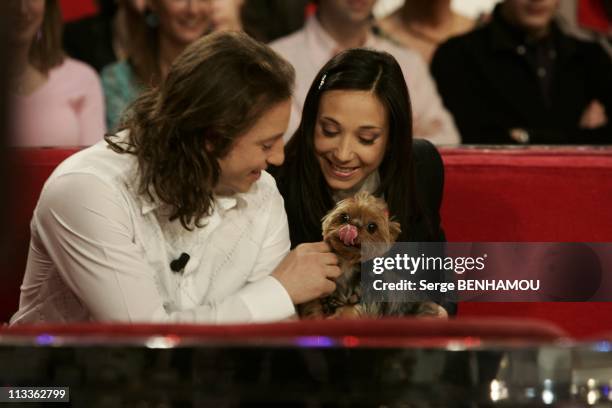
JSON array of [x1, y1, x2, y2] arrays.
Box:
[[238, 276, 295, 322]]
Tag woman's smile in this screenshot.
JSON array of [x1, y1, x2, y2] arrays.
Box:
[[324, 157, 360, 179]]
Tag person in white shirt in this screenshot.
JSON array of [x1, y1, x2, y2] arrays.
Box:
[[270, 0, 460, 145], [10, 31, 341, 325]]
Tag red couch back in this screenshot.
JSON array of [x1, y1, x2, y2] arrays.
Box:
[[441, 147, 612, 338], [441, 148, 612, 242], [1, 148, 80, 324], [3, 147, 612, 337]]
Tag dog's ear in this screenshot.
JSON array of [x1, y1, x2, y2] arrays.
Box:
[[321, 207, 340, 240], [389, 219, 401, 241], [321, 211, 333, 239]]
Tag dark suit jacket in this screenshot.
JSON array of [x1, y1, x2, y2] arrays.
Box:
[[431, 6, 612, 144]]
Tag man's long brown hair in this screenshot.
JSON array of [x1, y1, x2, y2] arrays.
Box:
[[105, 31, 294, 230], [276, 49, 435, 246]]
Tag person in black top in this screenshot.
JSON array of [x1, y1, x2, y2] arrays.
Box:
[[431, 0, 612, 145], [272, 48, 454, 315]]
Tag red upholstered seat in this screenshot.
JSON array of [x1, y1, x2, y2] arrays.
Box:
[[441, 147, 612, 338], [2, 146, 611, 339], [578, 0, 611, 33], [440, 147, 612, 242], [59, 0, 98, 22], [1, 148, 81, 323]]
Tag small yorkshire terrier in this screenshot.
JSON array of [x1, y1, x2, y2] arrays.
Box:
[[299, 191, 446, 320]]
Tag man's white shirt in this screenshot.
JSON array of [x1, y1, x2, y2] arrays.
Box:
[[10, 132, 295, 324]]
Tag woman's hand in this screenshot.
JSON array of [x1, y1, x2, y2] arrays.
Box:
[[272, 242, 341, 305]]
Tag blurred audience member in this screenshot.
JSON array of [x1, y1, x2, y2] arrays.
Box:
[[378, 0, 476, 64], [63, 0, 146, 72], [101, 0, 212, 130], [432, 0, 612, 144], [270, 0, 460, 145], [241, 0, 310, 43], [9, 0, 106, 147]]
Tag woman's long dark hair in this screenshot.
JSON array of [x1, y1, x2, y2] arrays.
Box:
[[30, 0, 64, 74], [122, 0, 162, 86], [105, 31, 294, 230], [276, 48, 426, 246]]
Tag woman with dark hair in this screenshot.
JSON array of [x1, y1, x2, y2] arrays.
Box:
[[11, 31, 341, 325], [276, 48, 443, 244], [101, 0, 212, 130], [9, 0, 105, 146], [274, 48, 453, 315]]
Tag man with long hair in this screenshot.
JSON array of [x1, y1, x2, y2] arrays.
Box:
[[10, 32, 341, 325]]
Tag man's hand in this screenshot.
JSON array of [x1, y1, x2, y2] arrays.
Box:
[[272, 242, 341, 305]]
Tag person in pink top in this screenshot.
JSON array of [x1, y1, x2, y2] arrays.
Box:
[[9, 0, 105, 147]]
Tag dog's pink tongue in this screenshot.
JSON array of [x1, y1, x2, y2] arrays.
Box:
[[339, 224, 358, 246]]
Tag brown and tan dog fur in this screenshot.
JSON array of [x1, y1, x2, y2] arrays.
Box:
[[299, 191, 446, 319]]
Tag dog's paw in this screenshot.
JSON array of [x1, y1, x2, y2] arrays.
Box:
[[329, 305, 363, 319], [417, 302, 448, 319], [299, 300, 326, 320]]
